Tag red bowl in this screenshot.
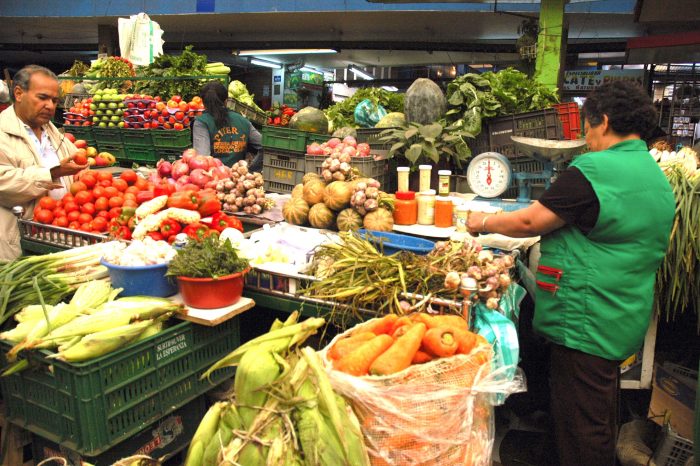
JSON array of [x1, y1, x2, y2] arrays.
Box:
[[176, 268, 249, 309]]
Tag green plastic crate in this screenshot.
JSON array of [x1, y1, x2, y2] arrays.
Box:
[[155, 148, 183, 163], [0, 318, 239, 456], [262, 126, 308, 152], [30, 395, 207, 466], [95, 142, 126, 162], [121, 128, 154, 147], [63, 125, 94, 141], [306, 132, 331, 145], [151, 128, 192, 149], [262, 148, 306, 193], [124, 144, 158, 163], [93, 127, 123, 145]]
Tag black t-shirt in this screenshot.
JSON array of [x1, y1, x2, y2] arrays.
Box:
[[538, 167, 600, 235]]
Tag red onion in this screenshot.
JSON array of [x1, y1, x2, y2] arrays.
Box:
[[326, 137, 341, 148], [171, 159, 190, 178], [342, 135, 357, 147], [156, 159, 172, 177], [176, 175, 191, 185], [181, 148, 197, 163], [188, 155, 210, 171], [189, 168, 212, 187], [210, 165, 231, 180]]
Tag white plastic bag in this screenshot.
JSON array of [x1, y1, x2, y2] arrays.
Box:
[[118, 13, 164, 66]]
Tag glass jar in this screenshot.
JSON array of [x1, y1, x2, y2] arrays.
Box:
[[434, 196, 454, 228], [438, 170, 452, 196], [397, 167, 410, 192], [418, 165, 432, 193], [417, 189, 436, 225], [455, 205, 469, 232], [393, 191, 417, 225]]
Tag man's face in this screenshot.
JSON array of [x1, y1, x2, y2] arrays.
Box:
[[14, 73, 60, 129]]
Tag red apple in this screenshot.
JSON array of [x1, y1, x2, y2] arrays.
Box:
[[64, 133, 76, 143], [74, 139, 88, 149]]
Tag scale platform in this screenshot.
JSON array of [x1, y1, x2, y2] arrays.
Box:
[[472, 197, 532, 212], [510, 136, 587, 164]]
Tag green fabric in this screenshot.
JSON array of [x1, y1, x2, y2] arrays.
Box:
[[533, 139, 675, 360], [196, 111, 250, 167]]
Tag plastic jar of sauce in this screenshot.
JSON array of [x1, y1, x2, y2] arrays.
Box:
[[455, 205, 469, 232], [394, 191, 418, 225], [438, 170, 452, 196], [434, 196, 454, 227], [419, 165, 432, 193], [417, 189, 436, 225], [397, 167, 410, 192]]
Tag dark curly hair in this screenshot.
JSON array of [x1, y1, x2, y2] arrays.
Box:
[[582, 80, 657, 138]]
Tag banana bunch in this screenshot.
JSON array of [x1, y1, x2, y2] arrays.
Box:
[[184, 313, 370, 466]]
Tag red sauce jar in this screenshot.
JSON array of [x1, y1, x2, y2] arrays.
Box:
[[434, 196, 454, 227], [394, 191, 418, 225]]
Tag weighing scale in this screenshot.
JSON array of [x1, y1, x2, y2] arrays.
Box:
[[465, 136, 587, 208]]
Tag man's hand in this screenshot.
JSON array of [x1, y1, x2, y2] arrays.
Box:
[[50, 153, 89, 179]]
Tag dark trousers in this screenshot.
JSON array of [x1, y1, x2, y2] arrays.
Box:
[[550, 344, 621, 466]]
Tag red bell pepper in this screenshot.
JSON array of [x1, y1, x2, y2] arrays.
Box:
[[154, 180, 176, 197], [283, 107, 295, 116], [183, 222, 210, 241], [273, 116, 281, 125], [159, 218, 182, 238], [136, 190, 156, 204], [108, 219, 132, 240], [147, 231, 164, 241], [210, 212, 243, 233], [167, 190, 199, 211], [116, 207, 136, 226], [197, 189, 221, 217]]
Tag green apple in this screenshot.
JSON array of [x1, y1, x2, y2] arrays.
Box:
[[105, 110, 114, 116], [118, 122, 125, 128], [98, 102, 107, 109], [107, 102, 117, 109], [92, 116, 100, 123], [116, 109, 124, 116], [89, 104, 97, 111], [110, 115, 120, 122], [98, 122, 107, 127], [95, 110, 103, 116]]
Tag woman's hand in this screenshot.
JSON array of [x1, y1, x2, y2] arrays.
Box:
[[466, 211, 488, 235]]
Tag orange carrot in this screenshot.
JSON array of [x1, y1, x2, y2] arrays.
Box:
[[454, 327, 478, 354], [409, 312, 436, 328], [389, 315, 413, 334], [334, 334, 394, 376], [422, 327, 458, 357], [328, 332, 376, 360], [361, 314, 398, 335], [430, 314, 469, 330], [411, 349, 434, 364], [369, 322, 426, 376], [392, 322, 414, 339]]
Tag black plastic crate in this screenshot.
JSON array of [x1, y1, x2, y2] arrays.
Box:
[[471, 108, 563, 158]]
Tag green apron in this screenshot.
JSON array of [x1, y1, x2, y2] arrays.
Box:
[[196, 111, 250, 167], [533, 139, 675, 360]]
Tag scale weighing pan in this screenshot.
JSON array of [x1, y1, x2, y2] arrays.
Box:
[[510, 136, 587, 164]]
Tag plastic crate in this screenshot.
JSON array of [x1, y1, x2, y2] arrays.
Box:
[[553, 102, 582, 140], [306, 132, 331, 145], [151, 128, 192, 149], [155, 147, 183, 163], [262, 148, 306, 193], [63, 125, 94, 142], [262, 126, 308, 152], [472, 108, 563, 158], [226, 98, 268, 126], [304, 154, 389, 180], [0, 318, 239, 456], [357, 127, 400, 150], [94, 142, 126, 162], [30, 395, 206, 466], [121, 128, 154, 147], [124, 144, 158, 164], [652, 424, 694, 466], [93, 127, 123, 145]]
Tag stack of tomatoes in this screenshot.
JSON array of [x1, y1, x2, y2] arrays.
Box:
[[33, 169, 153, 234]]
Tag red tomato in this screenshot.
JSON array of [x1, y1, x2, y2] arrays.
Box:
[[67, 210, 80, 222], [108, 196, 124, 208], [80, 173, 97, 189], [38, 196, 57, 210], [134, 177, 150, 191], [104, 187, 119, 198], [96, 210, 110, 220], [64, 201, 79, 213], [80, 202, 96, 215], [122, 199, 138, 208], [91, 217, 108, 232], [74, 190, 94, 205], [125, 186, 140, 195], [80, 223, 92, 232], [53, 208, 66, 219], [119, 169, 138, 185], [96, 171, 113, 183], [111, 179, 128, 192], [92, 186, 106, 198], [78, 213, 93, 224], [108, 207, 123, 219], [34, 209, 54, 224], [55, 216, 69, 227], [70, 181, 87, 195], [123, 192, 136, 202], [68, 221, 81, 230], [99, 179, 112, 188], [95, 197, 109, 211], [61, 193, 75, 203]]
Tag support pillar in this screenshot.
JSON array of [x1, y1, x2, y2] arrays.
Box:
[[534, 0, 566, 92]]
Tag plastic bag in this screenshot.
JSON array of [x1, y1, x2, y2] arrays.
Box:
[[322, 319, 525, 466], [118, 13, 164, 66], [354, 99, 388, 128]]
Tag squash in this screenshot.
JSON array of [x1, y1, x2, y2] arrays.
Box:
[[303, 179, 327, 206], [289, 107, 329, 134], [282, 197, 310, 226], [302, 172, 321, 185], [363, 208, 394, 232], [336, 208, 363, 232], [308, 203, 336, 229], [404, 78, 447, 125], [324, 181, 353, 211], [375, 112, 406, 128], [291, 183, 304, 199]]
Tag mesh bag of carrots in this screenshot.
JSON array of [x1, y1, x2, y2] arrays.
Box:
[[321, 312, 525, 466]]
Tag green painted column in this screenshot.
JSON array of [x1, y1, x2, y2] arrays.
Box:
[[534, 0, 566, 91]]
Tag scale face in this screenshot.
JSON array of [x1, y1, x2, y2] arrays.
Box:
[[466, 152, 512, 198]]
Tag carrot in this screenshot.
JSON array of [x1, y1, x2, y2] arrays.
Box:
[[389, 315, 413, 334], [334, 334, 394, 376], [411, 349, 434, 364], [328, 332, 376, 360], [392, 322, 414, 339], [361, 314, 398, 335], [429, 314, 469, 330], [454, 327, 478, 355], [370, 323, 426, 376], [409, 312, 436, 328], [422, 327, 458, 357]]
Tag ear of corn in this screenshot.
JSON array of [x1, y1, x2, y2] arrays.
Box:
[[53, 319, 155, 362], [184, 401, 226, 466], [31, 309, 133, 349], [234, 346, 281, 429]]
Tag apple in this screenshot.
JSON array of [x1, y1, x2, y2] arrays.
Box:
[[94, 155, 108, 167], [86, 147, 98, 157], [174, 122, 184, 131], [175, 111, 184, 121], [87, 158, 96, 166], [64, 133, 76, 143], [73, 149, 88, 165], [74, 139, 88, 149], [171, 95, 182, 103], [100, 152, 116, 165]]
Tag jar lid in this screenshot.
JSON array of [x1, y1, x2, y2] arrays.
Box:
[[436, 196, 452, 202], [438, 170, 452, 176], [420, 189, 436, 196], [395, 191, 416, 200], [418, 164, 432, 170], [397, 166, 410, 172]]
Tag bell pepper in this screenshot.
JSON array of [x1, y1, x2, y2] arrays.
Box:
[[183, 222, 210, 241], [146, 231, 164, 241], [167, 190, 199, 211], [127, 216, 137, 230], [283, 107, 295, 116], [117, 207, 136, 226], [211, 212, 243, 233], [108, 219, 132, 240], [136, 190, 156, 204], [159, 218, 182, 238], [197, 189, 221, 217], [154, 180, 177, 197], [273, 116, 281, 125]]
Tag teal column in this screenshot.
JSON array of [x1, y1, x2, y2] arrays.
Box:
[[534, 0, 566, 92]]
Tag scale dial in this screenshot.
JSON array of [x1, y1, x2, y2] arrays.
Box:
[[466, 152, 512, 198]]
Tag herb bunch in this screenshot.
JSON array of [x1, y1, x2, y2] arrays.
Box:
[[134, 45, 209, 101], [324, 87, 405, 130], [167, 236, 249, 279]]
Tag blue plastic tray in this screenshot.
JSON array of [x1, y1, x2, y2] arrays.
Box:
[[358, 229, 435, 255]]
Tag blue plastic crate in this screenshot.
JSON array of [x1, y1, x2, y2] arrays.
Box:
[[358, 229, 435, 255]]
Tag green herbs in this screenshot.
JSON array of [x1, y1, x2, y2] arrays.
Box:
[[324, 87, 405, 131], [167, 236, 249, 279], [481, 68, 559, 115], [378, 122, 472, 169], [134, 45, 209, 101]]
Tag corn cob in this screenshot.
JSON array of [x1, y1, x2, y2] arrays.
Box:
[[184, 401, 226, 466], [14, 304, 52, 323], [132, 208, 201, 240], [134, 321, 163, 342], [30, 309, 133, 349], [0, 317, 45, 343], [95, 296, 183, 320], [234, 346, 281, 429], [201, 404, 242, 466], [134, 195, 168, 219], [52, 318, 156, 362]]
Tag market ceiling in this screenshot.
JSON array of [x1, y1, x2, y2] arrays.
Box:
[[0, 0, 698, 69]]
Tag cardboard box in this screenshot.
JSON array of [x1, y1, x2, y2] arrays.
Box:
[[648, 363, 697, 440]]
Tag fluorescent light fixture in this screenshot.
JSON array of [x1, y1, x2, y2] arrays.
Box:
[[239, 49, 337, 56], [250, 58, 281, 69], [381, 86, 398, 92], [349, 66, 374, 80], [300, 66, 323, 74]]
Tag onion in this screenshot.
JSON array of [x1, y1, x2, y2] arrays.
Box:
[[211, 165, 231, 180], [181, 148, 197, 163], [444, 271, 460, 290], [189, 168, 212, 188], [342, 136, 357, 148], [327, 137, 341, 149], [171, 159, 190, 178], [307, 142, 325, 156], [499, 273, 512, 288], [156, 159, 172, 177], [486, 297, 500, 310], [188, 155, 210, 171]]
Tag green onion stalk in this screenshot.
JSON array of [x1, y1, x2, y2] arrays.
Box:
[[0, 245, 108, 326]]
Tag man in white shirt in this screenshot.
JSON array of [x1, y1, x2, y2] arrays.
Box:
[[0, 65, 88, 260]]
